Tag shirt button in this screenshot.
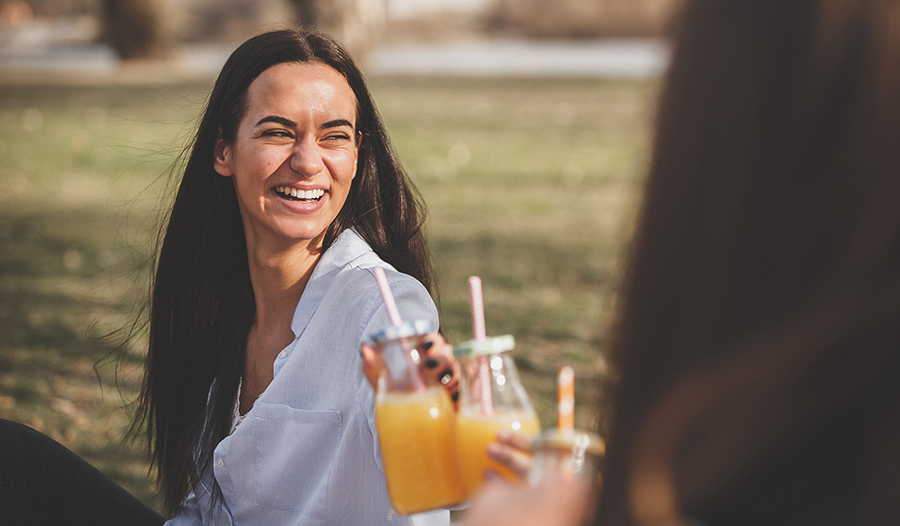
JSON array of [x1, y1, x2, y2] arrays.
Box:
[[278, 351, 288, 359], [216, 458, 224, 468]]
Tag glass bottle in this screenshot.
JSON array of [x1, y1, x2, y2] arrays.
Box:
[[370, 320, 465, 515], [453, 335, 541, 497], [528, 428, 605, 489]]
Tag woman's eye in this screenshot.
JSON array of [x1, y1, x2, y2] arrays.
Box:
[[325, 133, 351, 141], [262, 130, 292, 138]]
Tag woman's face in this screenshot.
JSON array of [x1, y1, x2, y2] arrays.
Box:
[[214, 61, 359, 252]]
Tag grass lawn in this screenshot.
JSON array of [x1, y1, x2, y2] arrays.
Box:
[[0, 72, 658, 512]]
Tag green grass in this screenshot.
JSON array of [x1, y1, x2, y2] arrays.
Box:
[[0, 74, 658, 513]]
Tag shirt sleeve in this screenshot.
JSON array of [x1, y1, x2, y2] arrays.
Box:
[[359, 269, 439, 344], [411, 508, 452, 526], [163, 489, 204, 526]]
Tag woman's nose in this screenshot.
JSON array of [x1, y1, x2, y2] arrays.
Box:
[[289, 137, 324, 177]]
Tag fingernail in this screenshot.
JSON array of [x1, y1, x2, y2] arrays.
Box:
[[421, 341, 434, 351], [441, 368, 453, 379], [424, 358, 439, 369], [452, 392, 459, 402]]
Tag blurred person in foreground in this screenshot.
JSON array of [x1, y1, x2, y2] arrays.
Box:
[[466, 0, 900, 524]]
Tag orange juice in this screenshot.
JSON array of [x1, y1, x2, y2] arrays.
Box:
[[456, 407, 541, 496], [376, 386, 466, 514]]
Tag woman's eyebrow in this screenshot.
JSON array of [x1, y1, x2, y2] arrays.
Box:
[[322, 119, 354, 130], [255, 115, 296, 127], [254, 116, 354, 130]]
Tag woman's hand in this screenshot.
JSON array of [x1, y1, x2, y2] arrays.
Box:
[[486, 429, 534, 481], [417, 333, 461, 405], [361, 333, 461, 406], [462, 475, 593, 526], [360, 340, 385, 391]]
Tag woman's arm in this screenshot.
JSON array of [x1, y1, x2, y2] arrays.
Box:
[[463, 476, 592, 526]]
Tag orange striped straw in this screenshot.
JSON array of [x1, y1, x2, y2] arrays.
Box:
[[558, 366, 574, 432]]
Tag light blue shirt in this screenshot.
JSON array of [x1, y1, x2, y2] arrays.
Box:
[[165, 229, 448, 526]]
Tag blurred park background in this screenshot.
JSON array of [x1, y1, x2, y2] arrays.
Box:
[[0, 0, 679, 512]]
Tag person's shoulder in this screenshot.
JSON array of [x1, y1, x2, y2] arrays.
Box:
[[337, 262, 428, 299], [324, 229, 433, 312], [336, 230, 428, 293], [326, 263, 436, 340]]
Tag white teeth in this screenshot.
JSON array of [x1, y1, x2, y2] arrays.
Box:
[[277, 186, 325, 200]]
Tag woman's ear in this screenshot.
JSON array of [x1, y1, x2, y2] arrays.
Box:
[[351, 131, 361, 180], [213, 128, 233, 177]]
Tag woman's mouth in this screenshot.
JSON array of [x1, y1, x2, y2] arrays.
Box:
[[274, 186, 325, 202]]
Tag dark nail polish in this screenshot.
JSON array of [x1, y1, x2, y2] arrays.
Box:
[[452, 392, 459, 402], [421, 341, 434, 351], [424, 358, 439, 369], [441, 368, 453, 378]]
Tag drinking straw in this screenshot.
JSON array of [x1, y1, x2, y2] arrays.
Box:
[[374, 267, 425, 391], [469, 276, 487, 341], [374, 267, 403, 326], [558, 366, 575, 433], [468, 276, 493, 416]]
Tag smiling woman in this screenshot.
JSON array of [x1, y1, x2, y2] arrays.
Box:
[[0, 28, 457, 526], [213, 62, 360, 262]]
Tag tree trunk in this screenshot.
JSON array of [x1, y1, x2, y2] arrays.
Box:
[[289, 0, 386, 64], [102, 0, 173, 59], [494, 0, 684, 38]]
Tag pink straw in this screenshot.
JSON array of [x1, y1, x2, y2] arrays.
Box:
[[374, 267, 403, 326], [469, 276, 487, 340], [374, 267, 425, 391], [469, 276, 493, 416]]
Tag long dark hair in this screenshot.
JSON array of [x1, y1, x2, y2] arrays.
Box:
[[134, 28, 434, 515], [596, 0, 900, 524]]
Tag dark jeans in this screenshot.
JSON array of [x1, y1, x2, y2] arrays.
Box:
[[0, 419, 165, 526]]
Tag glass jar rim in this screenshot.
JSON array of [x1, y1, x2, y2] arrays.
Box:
[[369, 319, 432, 344], [532, 429, 606, 457], [452, 335, 516, 357]]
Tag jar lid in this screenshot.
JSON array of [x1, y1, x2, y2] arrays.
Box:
[[532, 429, 606, 457], [452, 335, 516, 357], [369, 319, 432, 344]]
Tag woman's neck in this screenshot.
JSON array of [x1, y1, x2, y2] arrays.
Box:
[[238, 236, 324, 415], [246, 237, 323, 330]]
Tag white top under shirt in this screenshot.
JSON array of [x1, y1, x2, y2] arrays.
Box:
[[164, 228, 447, 526]]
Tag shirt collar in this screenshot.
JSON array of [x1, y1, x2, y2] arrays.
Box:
[[289, 228, 381, 337]]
